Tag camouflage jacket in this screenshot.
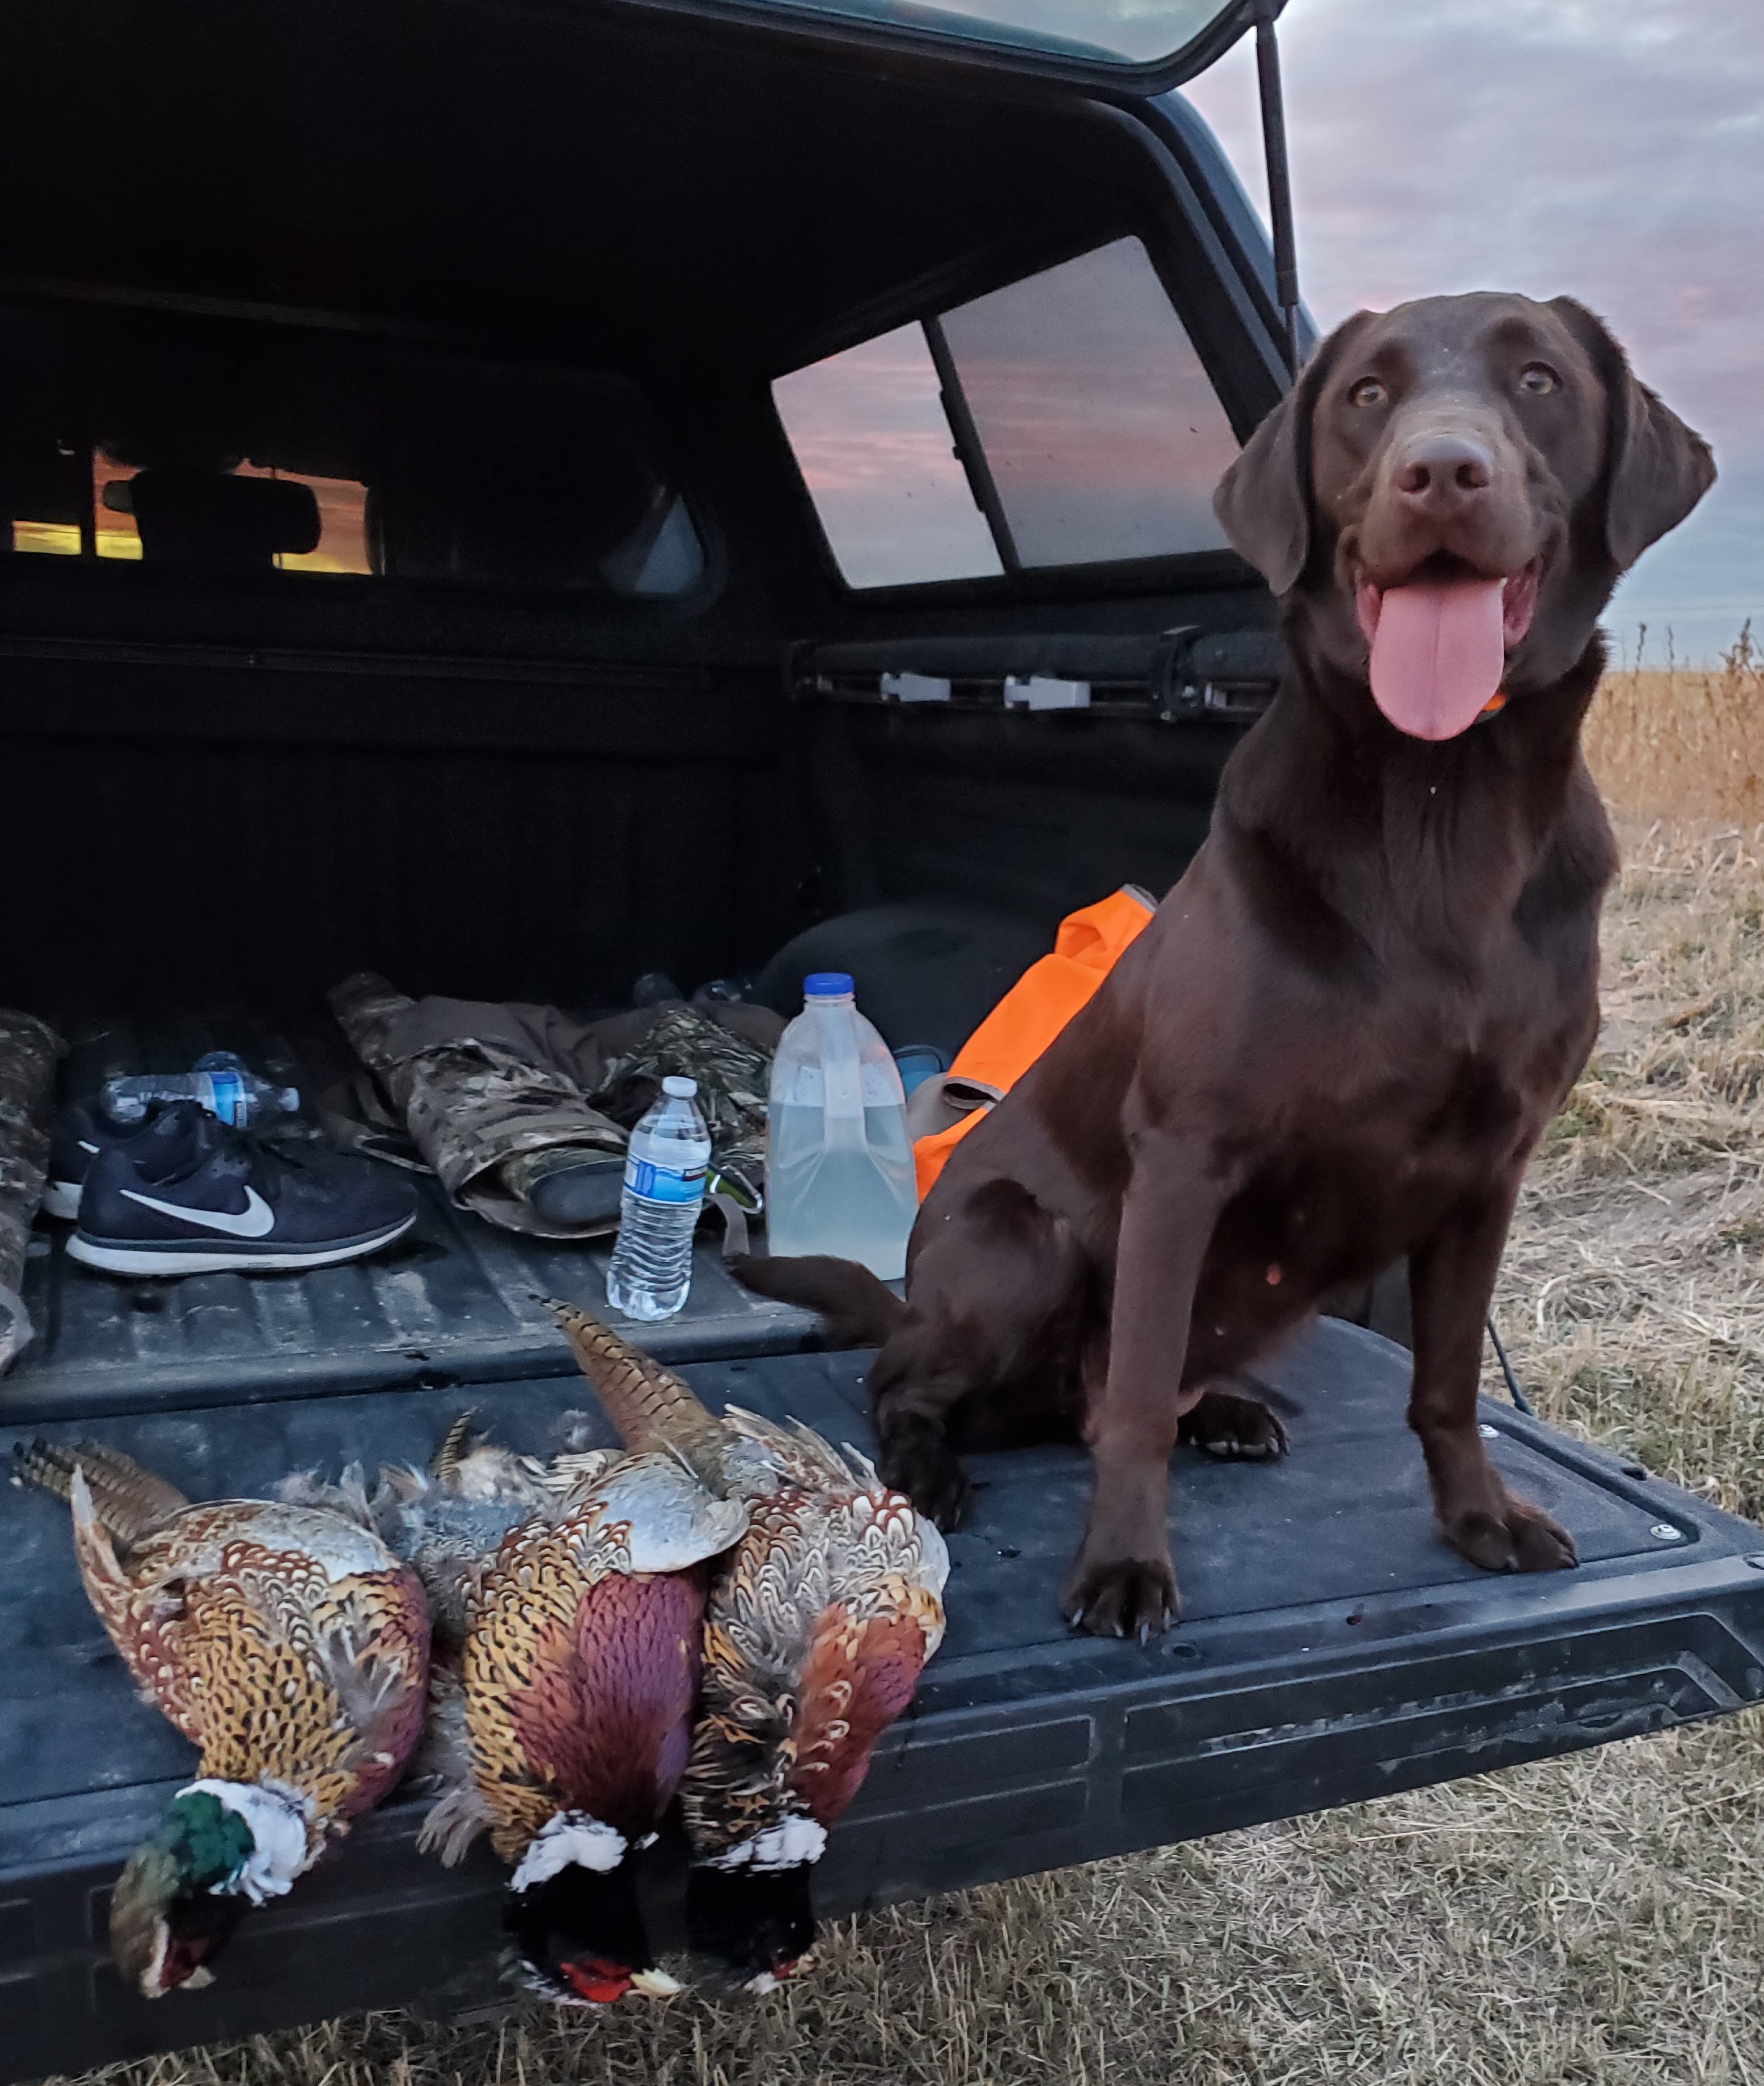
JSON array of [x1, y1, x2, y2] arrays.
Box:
[[329, 975, 779, 1240]]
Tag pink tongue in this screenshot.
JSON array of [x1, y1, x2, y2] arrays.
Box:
[[1368, 579, 1506, 741]]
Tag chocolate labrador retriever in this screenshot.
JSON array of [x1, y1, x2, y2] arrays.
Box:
[[739, 293, 1713, 1637]]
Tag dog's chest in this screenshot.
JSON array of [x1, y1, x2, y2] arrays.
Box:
[[1308, 949, 1590, 1160], [1216, 933, 1598, 1298]]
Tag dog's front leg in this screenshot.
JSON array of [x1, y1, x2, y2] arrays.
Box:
[[1408, 1171, 1577, 1572], [1065, 1133, 1228, 1638]]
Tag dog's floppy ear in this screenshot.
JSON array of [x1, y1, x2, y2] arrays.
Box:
[[1548, 297, 1715, 571], [1212, 314, 1371, 595]]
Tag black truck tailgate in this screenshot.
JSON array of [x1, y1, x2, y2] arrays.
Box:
[[5, 1316, 1763, 2080]]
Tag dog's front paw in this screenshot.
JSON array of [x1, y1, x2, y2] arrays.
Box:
[[877, 1423, 972, 1532], [1179, 1387, 1289, 1460], [1442, 1490, 1578, 1573], [1062, 1554, 1180, 1640]]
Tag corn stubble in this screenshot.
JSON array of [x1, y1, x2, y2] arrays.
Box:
[[59, 660, 1764, 2086]]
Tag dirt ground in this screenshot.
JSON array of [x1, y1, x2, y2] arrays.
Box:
[[62, 769, 1764, 2084]]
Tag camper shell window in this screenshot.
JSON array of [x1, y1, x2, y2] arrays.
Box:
[[773, 237, 1239, 589]]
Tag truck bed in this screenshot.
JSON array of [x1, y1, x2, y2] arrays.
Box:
[[4, 1012, 823, 1427], [5, 1311, 1763, 2080]]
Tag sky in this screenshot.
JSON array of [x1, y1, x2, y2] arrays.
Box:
[[1184, 0, 1763, 664]]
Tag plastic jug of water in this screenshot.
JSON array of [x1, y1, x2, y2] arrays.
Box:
[[765, 973, 918, 1279]]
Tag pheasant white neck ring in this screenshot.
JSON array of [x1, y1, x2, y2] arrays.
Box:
[[511, 1811, 645, 1890], [706, 1815, 828, 1873], [179, 1780, 314, 1903]]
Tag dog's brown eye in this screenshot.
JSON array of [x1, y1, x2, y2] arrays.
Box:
[[1349, 378, 1387, 408], [1520, 363, 1559, 395]]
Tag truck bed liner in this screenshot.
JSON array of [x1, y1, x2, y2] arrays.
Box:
[[5, 1318, 1763, 2080], [5, 1210, 817, 1426], [4, 1010, 820, 1427]]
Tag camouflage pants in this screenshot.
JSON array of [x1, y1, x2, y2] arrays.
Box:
[[329, 975, 781, 1240], [0, 1010, 60, 1372]]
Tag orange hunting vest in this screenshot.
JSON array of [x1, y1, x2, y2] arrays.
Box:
[[911, 885, 1155, 1199]]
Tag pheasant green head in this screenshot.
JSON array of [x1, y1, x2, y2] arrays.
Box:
[[110, 1790, 261, 1997]]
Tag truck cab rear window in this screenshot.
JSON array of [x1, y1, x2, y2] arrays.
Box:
[[91, 451, 371, 574], [1, 306, 704, 598], [773, 237, 1240, 589]]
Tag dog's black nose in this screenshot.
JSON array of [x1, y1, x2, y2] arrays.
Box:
[[1393, 435, 1493, 504]]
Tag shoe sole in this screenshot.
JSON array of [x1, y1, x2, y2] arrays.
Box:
[[66, 1212, 417, 1277], [41, 1180, 83, 1221]]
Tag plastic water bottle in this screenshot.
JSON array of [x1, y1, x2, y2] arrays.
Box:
[[103, 1052, 301, 1129], [766, 973, 918, 1280], [605, 1075, 711, 1321]]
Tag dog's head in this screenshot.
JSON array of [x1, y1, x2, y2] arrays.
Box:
[[1214, 293, 1714, 738]]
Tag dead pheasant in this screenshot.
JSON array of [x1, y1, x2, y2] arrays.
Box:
[[543, 1299, 949, 1991], [12, 1438, 430, 1998], [332, 1413, 607, 1654], [394, 1410, 747, 2005]]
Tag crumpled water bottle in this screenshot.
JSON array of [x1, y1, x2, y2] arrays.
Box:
[[765, 973, 917, 1280], [605, 1075, 711, 1321], [103, 1051, 301, 1130]]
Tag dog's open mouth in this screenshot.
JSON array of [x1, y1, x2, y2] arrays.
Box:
[[1354, 556, 1541, 742]]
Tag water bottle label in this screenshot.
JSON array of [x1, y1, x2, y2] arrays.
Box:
[[205, 1068, 248, 1128], [624, 1157, 707, 1205]]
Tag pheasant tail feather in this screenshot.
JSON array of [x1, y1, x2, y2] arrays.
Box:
[[15, 1438, 188, 1544], [540, 1297, 731, 1487], [64, 1468, 134, 1607]]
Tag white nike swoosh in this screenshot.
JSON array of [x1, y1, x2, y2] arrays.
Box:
[[120, 1185, 277, 1238], [78, 1140, 100, 1153]]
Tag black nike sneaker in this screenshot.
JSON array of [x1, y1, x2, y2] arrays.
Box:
[[42, 1101, 145, 1220], [68, 1102, 419, 1276]]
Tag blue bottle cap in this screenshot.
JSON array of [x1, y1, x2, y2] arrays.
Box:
[[804, 971, 854, 999]]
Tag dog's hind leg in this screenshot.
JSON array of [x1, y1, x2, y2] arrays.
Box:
[[868, 1176, 1087, 1531], [1178, 1386, 1289, 1459]]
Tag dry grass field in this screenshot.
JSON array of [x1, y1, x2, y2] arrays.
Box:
[[62, 657, 1764, 2086], [1585, 625, 1762, 822]]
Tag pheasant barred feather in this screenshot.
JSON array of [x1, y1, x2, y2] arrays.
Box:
[[542, 1297, 734, 1486], [454, 1476, 644, 1863], [15, 1436, 188, 1542], [718, 1405, 883, 1496], [336, 1417, 601, 1651]]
